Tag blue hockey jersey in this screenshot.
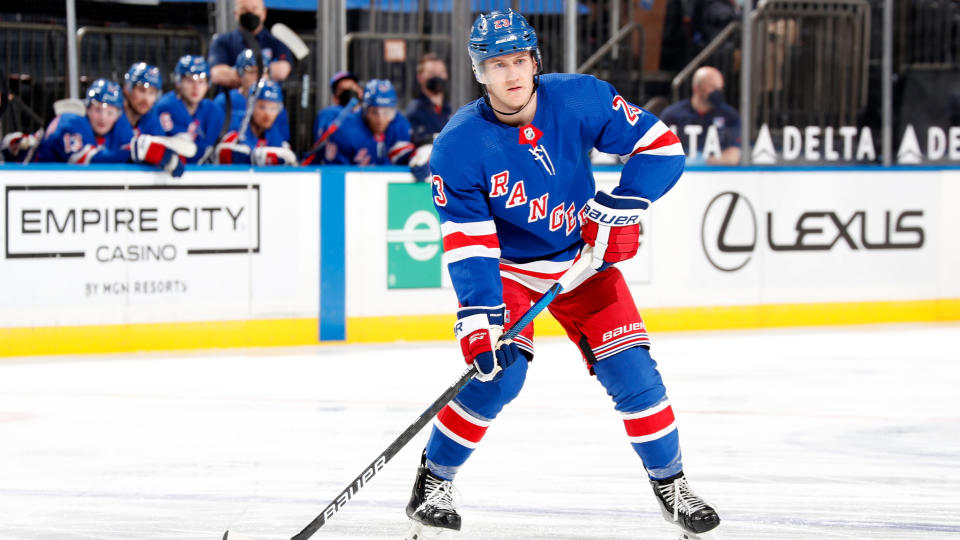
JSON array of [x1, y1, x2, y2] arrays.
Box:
[[35, 113, 134, 164], [131, 107, 165, 137], [155, 91, 224, 164], [213, 89, 290, 140], [214, 121, 290, 165], [322, 110, 415, 166], [430, 73, 684, 309]]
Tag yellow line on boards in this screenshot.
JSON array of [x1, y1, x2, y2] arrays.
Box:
[[0, 318, 319, 357], [1, 298, 958, 357]]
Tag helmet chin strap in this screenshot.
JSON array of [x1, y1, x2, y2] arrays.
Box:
[[483, 76, 540, 117]]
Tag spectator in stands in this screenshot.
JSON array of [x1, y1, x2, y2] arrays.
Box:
[[660, 65, 741, 165], [405, 52, 452, 147], [34, 79, 185, 176], [213, 49, 289, 139], [155, 55, 225, 164], [322, 78, 414, 166], [209, 0, 293, 88], [312, 70, 364, 146], [403, 53, 451, 181], [214, 80, 296, 166], [122, 62, 164, 136]]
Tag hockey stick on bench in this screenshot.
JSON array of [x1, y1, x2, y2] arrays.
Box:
[[231, 247, 594, 540]]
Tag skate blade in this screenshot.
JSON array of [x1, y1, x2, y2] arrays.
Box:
[[404, 520, 457, 540]]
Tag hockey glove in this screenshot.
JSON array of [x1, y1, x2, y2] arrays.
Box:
[[1, 131, 39, 159], [408, 143, 432, 183], [131, 135, 186, 177], [252, 145, 298, 166], [455, 305, 522, 383], [580, 191, 648, 271]]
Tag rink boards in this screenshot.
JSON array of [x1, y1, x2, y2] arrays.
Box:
[[0, 163, 958, 355]]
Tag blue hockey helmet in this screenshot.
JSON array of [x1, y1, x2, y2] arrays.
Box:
[[85, 78, 124, 109], [468, 9, 541, 79], [175, 55, 209, 82], [124, 62, 162, 90], [363, 79, 397, 109], [234, 48, 270, 75], [255, 80, 284, 105]]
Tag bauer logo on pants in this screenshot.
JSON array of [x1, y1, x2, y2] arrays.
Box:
[[386, 183, 442, 289]]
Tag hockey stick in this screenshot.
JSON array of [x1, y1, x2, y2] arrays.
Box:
[[263, 247, 595, 540], [300, 96, 359, 165], [270, 23, 309, 60], [236, 27, 266, 144], [53, 98, 85, 116]]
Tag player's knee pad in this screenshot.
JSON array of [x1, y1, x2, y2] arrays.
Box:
[[455, 354, 528, 419], [592, 345, 666, 413]]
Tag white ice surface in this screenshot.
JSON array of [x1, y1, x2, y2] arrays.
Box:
[[1, 324, 959, 539]]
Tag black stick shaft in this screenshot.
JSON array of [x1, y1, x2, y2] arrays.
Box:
[[290, 365, 476, 540]]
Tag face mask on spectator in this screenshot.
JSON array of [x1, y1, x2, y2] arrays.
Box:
[[239, 12, 261, 33], [707, 89, 725, 109], [425, 76, 447, 94], [337, 89, 359, 107]]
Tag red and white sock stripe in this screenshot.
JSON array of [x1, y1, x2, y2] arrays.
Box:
[[622, 400, 676, 444], [434, 400, 490, 449]]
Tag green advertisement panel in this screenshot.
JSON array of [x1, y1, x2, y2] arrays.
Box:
[[386, 182, 443, 289]]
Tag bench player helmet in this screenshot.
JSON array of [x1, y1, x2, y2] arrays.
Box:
[[256, 79, 284, 106], [175, 55, 209, 82], [85, 78, 123, 109], [124, 62, 162, 90], [234, 48, 270, 75], [468, 9, 542, 83], [363, 79, 398, 109]]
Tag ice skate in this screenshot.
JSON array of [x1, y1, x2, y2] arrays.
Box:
[[404, 453, 460, 539], [650, 472, 720, 539]]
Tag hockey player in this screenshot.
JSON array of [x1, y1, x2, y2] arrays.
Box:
[[122, 62, 164, 136], [34, 79, 184, 176], [214, 80, 296, 165], [155, 55, 224, 164], [322, 78, 415, 166], [213, 49, 289, 138], [405, 9, 720, 539]]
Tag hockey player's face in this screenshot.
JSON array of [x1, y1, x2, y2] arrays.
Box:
[[481, 52, 536, 110], [178, 74, 209, 107], [87, 102, 120, 136], [252, 100, 281, 131], [364, 106, 396, 134], [126, 84, 159, 115], [239, 67, 260, 93]]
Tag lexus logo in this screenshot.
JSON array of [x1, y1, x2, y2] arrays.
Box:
[[701, 191, 757, 271]]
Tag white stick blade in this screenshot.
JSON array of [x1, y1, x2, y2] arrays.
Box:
[[159, 135, 198, 159], [53, 98, 85, 116], [271, 23, 310, 60]]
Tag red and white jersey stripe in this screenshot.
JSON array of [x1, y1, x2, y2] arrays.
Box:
[[67, 144, 101, 164], [441, 220, 500, 264], [434, 400, 491, 449], [622, 400, 677, 444], [499, 253, 596, 293], [388, 140, 415, 163], [622, 120, 684, 160]]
